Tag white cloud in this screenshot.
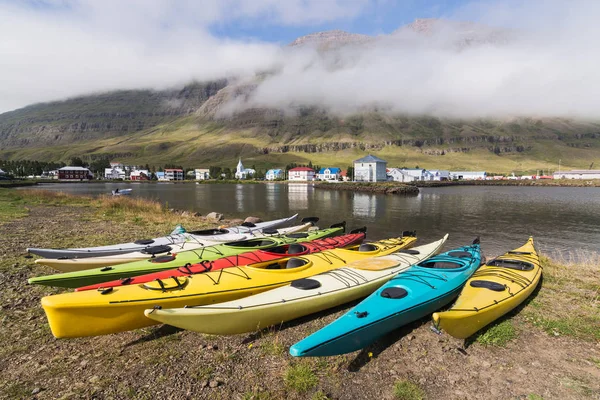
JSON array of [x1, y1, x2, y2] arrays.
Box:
[[0, 0, 369, 112]]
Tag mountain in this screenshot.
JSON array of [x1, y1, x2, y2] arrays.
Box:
[[0, 20, 598, 173]]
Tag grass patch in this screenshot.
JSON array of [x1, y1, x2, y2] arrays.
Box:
[[475, 320, 518, 347], [311, 390, 329, 400], [527, 395, 544, 400], [260, 332, 285, 356], [523, 255, 600, 342], [393, 380, 426, 400], [284, 363, 319, 394]]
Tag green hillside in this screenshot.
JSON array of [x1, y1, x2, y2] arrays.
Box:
[[1, 81, 600, 174]]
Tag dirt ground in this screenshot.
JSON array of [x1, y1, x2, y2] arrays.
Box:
[[0, 204, 599, 400]]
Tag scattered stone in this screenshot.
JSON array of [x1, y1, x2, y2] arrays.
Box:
[[532, 361, 541, 367], [200, 380, 209, 388], [31, 388, 42, 395], [482, 361, 492, 369], [206, 212, 223, 222], [211, 345, 218, 350], [408, 335, 416, 341], [199, 344, 207, 349], [209, 380, 220, 388], [80, 360, 88, 368], [243, 216, 262, 224], [89, 375, 100, 384]]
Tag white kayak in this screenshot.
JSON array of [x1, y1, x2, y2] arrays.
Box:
[[27, 214, 299, 259], [144, 235, 448, 335], [34, 219, 318, 272], [112, 188, 132, 196]]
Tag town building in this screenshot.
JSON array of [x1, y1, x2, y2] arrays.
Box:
[[58, 166, 93, 180], [195, 168, 210, 180], [428, 170, 450, 181], [353, 155, 388, 182], [235, 159, 256, 179], [156, 172, 167, 181], [553, 170, 600, 180], [165, 168, 184, 181], [288, 167, 315, 181], [317, 167, 342, 181], [265, 169, 284, 181], [340, 170, 351, 181], [0, 168, 4, 175], [450, 171, 487, 180], [104, 167, 126, 180], [130, 170, 150, 180]]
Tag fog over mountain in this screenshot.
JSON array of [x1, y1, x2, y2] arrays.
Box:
[[1, 0, 600, 120]]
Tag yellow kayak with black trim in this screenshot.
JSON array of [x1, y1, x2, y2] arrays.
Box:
[[41, 235, 416, 338], [432, 237, 542, 339]]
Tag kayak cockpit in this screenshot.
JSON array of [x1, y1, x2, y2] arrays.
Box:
[[247, 257, 312, 272]]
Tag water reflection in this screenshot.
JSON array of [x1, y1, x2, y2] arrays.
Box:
[[25, 183, 600, 258], [288, 183, 310, 210]]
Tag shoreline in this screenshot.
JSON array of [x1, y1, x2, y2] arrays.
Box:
[[0, 189, 598, 399]]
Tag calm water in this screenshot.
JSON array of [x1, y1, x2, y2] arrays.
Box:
[[26, 182, 600, 258]]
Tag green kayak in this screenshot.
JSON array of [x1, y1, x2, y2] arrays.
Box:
[[28, 223, 346, 289]]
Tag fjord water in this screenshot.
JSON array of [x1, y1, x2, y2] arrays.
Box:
[[30, 182, 600, 258]]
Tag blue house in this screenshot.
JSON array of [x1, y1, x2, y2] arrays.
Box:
[[317, 167, 342, 181], [265, 169, 284, 181]]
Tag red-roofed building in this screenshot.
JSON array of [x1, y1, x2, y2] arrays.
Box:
[[288, 167, 315, 182]]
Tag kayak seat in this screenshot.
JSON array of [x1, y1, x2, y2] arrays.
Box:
[[226, 239, 275, 247], [486, 259, 534, 271], [265, 263, 282, 270], [291, 278, 321, 290], [286, 233, 309, 239], [420, 261, 462, 269], [134, 239, 155, 245], [358, 243, 378, 252], [286, 258, 309, 269], [470, 280, 506, 291], [398, 249, 420, 255], [262, 228, 279, 235], [150, 255, 177, 263], [241, 222, 256, 227], [188, 228, 229, 235], [141, 245, 172, 255], [288, 244, 307, 255], [381, 287, 408, 299], [448, 251, 472, 258]]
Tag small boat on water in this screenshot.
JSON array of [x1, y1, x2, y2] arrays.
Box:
[[112, 188, 132, 196]]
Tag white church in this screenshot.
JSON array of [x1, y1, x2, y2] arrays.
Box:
[[235, 159, 256, 179]]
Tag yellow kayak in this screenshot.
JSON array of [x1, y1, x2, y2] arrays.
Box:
[[432, 237, 542, 339], [42, 235, 416, 338]]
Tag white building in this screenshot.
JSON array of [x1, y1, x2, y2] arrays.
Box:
[[450, 171, 487, 180], [165, 169, 184, 181], [104, 167, 126, 180], [265, 169, 284, 181], [0, 168, 4, 175], [387, 168, 413, 183], [234, 159, 256, 179], [428, 170, 450, 181], [553, 170, 600, 180], [354, 155, 388, 182], [317, 167, 342, 181], [195, 168, 210, 180], [288, 167, 315, 181]]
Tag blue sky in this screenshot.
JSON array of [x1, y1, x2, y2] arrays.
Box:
[[213, 1, 469, 43]]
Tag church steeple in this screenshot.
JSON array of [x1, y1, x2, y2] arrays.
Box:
[[236, 158, 244, 173]]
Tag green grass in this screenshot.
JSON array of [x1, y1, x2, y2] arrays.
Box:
[[475, 320, 518, 347], [311, 390, 329, 400], [527, 394, 544, 400], [284, 363, 319, 394], [393, 380, 426, 400]]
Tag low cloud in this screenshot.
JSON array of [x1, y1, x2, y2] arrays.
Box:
[[2, 0, 600, 120]]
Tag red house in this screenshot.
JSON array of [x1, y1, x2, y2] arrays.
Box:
[[288, 167, 315, 181], [58, 166, 93, 180]]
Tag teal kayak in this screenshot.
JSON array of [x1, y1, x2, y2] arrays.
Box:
[[290, 240, 482, 357], [28, 223, 346, 289]]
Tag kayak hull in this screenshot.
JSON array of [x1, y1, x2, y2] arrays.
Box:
[[29, 225, 342, 289], [35, 222, 312, 272], [27, 214, 298, 259], [290, 243, 481, 357], [76, 230, 366, 291], [145, 236, 448, 335], [432, 237, 541, 339], [40, 236, 416, 338]]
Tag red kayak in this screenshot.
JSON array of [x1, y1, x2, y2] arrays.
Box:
[[75, 228, 367, 291]]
